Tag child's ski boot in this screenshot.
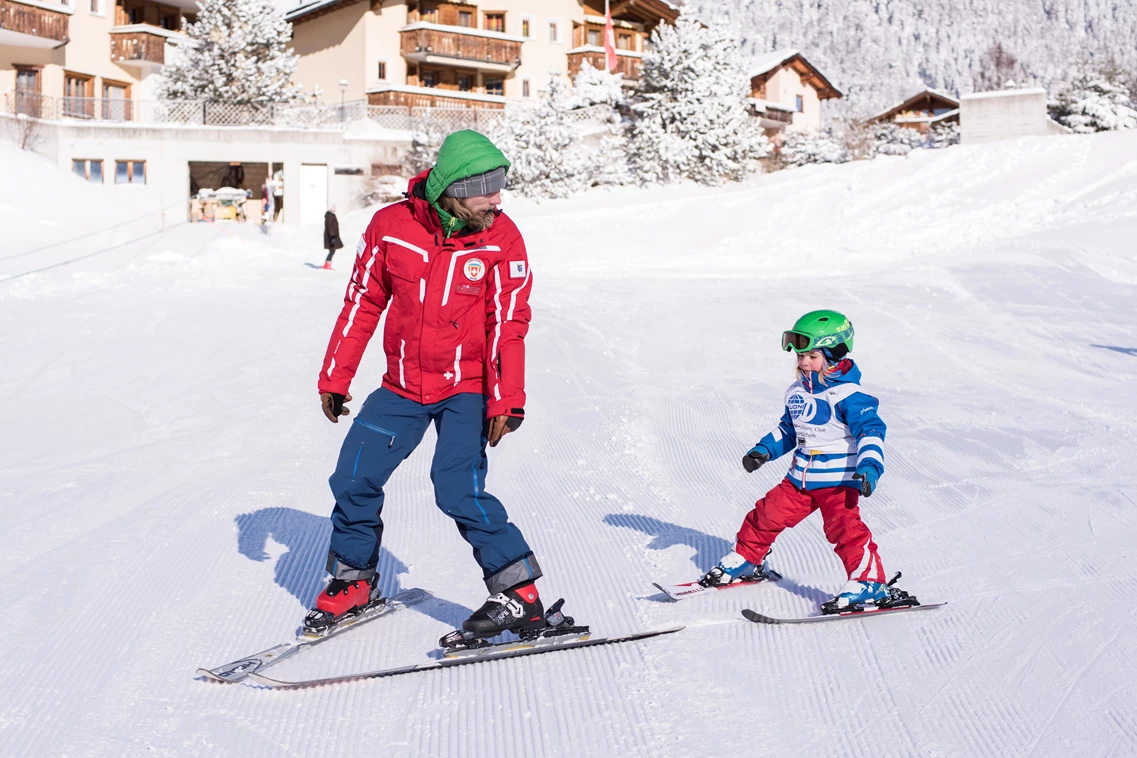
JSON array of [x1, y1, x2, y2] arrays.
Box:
[[440, 594, 590, 656], [821, 572, 921, 614], [303, 577, 384, 637], [699, 550, 778, 588]]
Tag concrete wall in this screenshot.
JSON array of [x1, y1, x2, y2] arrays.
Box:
[[4, 115, 409, 226], [960, 88, 1057, 145]]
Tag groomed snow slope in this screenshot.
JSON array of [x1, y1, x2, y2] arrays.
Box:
[[2, 132, 1136, 757]]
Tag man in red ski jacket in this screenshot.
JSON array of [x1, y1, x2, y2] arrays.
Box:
[[307, 131, 547, 642]]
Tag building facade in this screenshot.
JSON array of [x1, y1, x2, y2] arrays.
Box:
[[286, 0, 679, 109], [747, 49, 841, 136], [1, 0, 194, 121], [868, 88, 959, 133]]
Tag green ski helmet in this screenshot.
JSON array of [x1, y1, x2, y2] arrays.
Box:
[[781, 310, 854, 359]]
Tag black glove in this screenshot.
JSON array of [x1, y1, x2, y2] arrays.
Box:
[[742, 447, 770, 473], [852, 467, 879, 498], [321, 392, 352, 423]]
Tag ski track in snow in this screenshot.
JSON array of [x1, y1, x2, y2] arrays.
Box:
[[1, 133, 1137, 756]]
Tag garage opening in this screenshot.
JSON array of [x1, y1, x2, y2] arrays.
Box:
[[189, 161, 284, 223]]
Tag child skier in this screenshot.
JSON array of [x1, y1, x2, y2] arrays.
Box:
[[702, 310, 897, 613]]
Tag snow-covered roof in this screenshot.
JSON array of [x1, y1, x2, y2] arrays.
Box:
[[747, 49, 842, 100], [869, 88, 960, 123], [749, 49, 798, 79], [286, 0, 357, 23], [961, 87, 1048, 100]]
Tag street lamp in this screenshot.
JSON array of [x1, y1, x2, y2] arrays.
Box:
[[339, 79, 348, 126]]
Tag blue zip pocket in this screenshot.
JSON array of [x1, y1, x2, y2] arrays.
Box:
[[353, 418, 397, 447]]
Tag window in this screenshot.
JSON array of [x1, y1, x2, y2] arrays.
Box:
[[160, 13, 176, 28], [587, 28, 600, 46], [102, 81, 131, 121], [458, 10, 471, 27], [617, 33, 632, 50], [485, 78, 503, 96], [548, 20, 559, 43], [115, 160, 146, 185], [483, 12, 504, 32], [520, 16, 531, 38], [420, 6, 436, 22], [457, 74, 472, 91], [522, 78, 530, 98], [128, 6, 142, 23], [63, 72, 94, 118], [14, 68, 41, 116], [89, 0, 101, 14], [795, 94, 803, 112], [73, 160, 103, 183], [421, 71, 437, 88], [376, 60, 387, 80]]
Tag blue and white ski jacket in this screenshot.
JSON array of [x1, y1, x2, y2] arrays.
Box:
[[753, 360, 886, 491]]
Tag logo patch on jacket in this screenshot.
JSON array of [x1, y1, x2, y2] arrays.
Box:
[[464, 258, 486, 281], [509, 261, 527, 279]]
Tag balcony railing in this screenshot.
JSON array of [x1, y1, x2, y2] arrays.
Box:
[[0, 0, 70, 44], [566, 49, 642, 80], [110, 27, 166, 65], [400, 24, 522, 69]]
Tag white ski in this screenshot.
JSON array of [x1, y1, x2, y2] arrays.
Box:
[[196, 588, 429, 683], [742, 602, 947, 625], [653, 568, 781, 601], [247, 626, 685, 689]]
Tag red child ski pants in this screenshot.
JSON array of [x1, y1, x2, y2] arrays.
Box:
[[735, 478, 886, 583]]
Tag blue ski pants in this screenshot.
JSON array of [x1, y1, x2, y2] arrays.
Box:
[[326, 387, 541, 594]]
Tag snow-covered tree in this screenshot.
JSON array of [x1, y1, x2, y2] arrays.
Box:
[[685, 0, 1137, 120], [628, 18, 769, 185], [929, 121, 961, 149], [159, 0, 302, 104], [1050, 68, 1137, 133], [873, 123, 928, 156], [490, 78, 596, 199], [779, 130, 850, 167], [972, 43, 1024, 93], [568, 60, 627, 109]]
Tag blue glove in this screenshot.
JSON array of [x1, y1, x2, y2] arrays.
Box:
[[742, 445, 771, 473], [852, 466, 879, 498]]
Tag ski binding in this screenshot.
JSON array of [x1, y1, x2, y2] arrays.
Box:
[[438, 598, 591, 659]]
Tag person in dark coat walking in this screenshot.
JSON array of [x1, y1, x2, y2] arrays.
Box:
[[323, 207, 344, 270]]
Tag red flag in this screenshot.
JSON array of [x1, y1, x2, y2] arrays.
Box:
[[604, 6, 618, 73]]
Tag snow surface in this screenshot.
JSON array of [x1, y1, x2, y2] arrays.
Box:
[[2, 131, 1137, 757]]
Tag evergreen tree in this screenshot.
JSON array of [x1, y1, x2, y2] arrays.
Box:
[[628, 18, 769, 185], [490, 78, 596, 199], [569, 60, 627, 109], [1051, 67, 1137, 133], [159, 0, 302, 104], [779, 130, 850, 167]]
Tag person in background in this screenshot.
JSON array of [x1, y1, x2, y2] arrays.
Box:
[[323, 206, 343, 270], [261, 180, 275, 234]]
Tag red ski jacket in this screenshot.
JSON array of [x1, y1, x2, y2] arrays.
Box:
[[318, 172, 532, 419]]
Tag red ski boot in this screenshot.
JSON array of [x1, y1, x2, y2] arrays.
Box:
[[303, 578, 381, 637]]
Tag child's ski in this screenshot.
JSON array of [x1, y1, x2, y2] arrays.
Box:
[[247, 626, 684, 689], [196, 588, 429, 683], [653, 567, 781, 601], [742, 602, 946, 625]]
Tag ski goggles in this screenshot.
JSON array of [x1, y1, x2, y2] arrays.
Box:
[[781, 330, 816, 352]]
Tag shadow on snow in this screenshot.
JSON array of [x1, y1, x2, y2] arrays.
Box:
[[234, 507, 472, 627]]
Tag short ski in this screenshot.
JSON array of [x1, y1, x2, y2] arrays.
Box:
[[196, 588, 428, 683], [742, 602, 946, 625], [247, 626, 684, 689], [653, 567, 782, 601]]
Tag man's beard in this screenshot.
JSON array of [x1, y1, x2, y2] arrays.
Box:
[[464, 209, 496, 232]]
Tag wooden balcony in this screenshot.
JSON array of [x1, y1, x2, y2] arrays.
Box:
[[400, 24, 522, 73], [110, 25, 168, 68], [567, 49, 642, 80], [0, 0, 71, 48], [368, 88, 505, 110]]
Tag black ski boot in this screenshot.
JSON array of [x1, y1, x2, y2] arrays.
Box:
[[463, 582, 545, 637]]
